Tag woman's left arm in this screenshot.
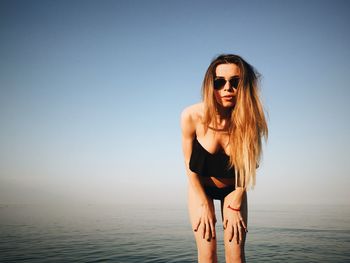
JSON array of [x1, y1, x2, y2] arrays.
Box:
[[228, 186, 245, 209], [223, 187, 247, 244]]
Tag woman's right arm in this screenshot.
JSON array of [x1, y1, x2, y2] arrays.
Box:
[[180, 107, 216, 240]]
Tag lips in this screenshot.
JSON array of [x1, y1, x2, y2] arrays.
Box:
[[222, 95, 234, 99]]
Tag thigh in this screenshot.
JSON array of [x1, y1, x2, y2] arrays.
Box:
[[188, 185, 217, 259], [222, 191, 248, 261]]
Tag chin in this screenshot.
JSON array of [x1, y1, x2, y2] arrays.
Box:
[[222, 101, 236, 108]]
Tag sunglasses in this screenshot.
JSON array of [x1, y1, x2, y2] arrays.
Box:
[[213, 77, 240, 90]]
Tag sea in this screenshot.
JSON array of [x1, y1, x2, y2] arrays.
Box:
[[0, 202, 349, 263]]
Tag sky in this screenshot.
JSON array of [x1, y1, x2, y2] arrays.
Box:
[[0, 0, 349, 206]]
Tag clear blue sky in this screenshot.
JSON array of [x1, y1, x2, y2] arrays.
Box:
[[0, 0, 349, 205]]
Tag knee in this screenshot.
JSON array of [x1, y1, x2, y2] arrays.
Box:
[[225, 248, 245, 263], [198, 246, 217, 263]]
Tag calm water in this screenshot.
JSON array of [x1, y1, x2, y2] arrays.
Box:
[[0, 203, 349, 262]]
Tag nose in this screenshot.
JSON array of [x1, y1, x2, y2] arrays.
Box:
[[223, 80, 231, 91], [223, 81, 237, 92]]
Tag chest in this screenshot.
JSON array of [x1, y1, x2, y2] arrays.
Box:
[[195, 124, 231, 155]]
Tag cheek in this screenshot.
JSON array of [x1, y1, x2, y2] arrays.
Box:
[[213, 90, 222, 104]]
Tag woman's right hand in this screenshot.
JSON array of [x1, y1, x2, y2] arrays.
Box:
[[193, 200, 216, 241]]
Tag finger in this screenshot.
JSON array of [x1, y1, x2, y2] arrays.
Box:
[[238, 224, 243, 244], [209, 220, 216, 240], [194, 218, 201, 232], [205, 221, 211, 241], [240, 218, 248, 232], [229, 225, 234, 242], [234, 224, 239, 244], [223, 218, 228, 230], [202, 221, 206, 239]]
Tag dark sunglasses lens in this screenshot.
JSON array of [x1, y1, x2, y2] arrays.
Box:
[[213, 79, 226, 90], [230, 78, 240, 89]]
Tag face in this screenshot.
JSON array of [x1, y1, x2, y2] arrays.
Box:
[[213, 63, 240, 109]]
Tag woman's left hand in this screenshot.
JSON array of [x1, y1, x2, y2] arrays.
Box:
[[223, 206, 247, 244]]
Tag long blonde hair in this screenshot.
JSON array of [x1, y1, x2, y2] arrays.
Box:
[[201, 54, 268, 189]]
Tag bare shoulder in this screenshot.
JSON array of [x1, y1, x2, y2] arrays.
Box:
[[181, 102, 204, 126]]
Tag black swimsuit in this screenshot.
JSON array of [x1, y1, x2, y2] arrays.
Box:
[[189, 137, 235, 200]]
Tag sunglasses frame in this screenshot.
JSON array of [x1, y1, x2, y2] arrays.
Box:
[[213, 76, 240, 90]]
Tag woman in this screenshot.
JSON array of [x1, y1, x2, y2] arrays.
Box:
[[181, 54, 268, 263]]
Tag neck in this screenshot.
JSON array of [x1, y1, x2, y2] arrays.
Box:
[[216, 104, 233, 120], [214, 104, 233, 129]]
